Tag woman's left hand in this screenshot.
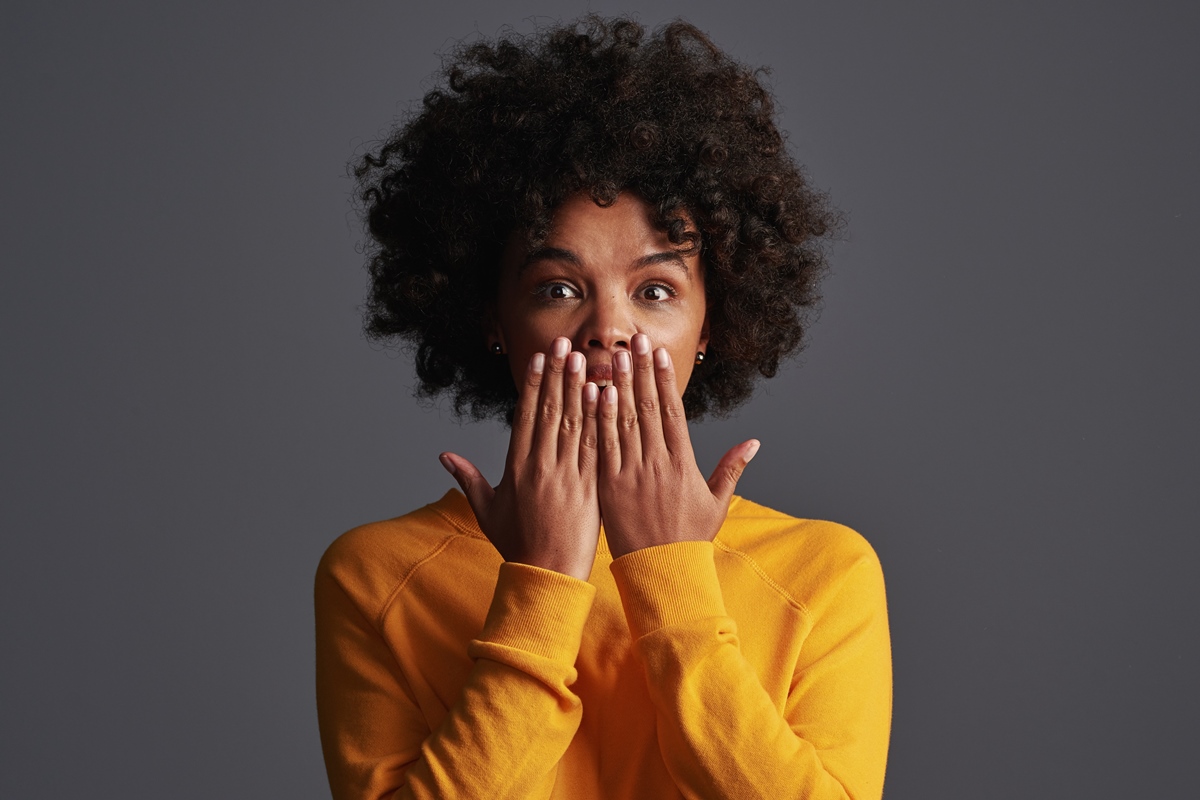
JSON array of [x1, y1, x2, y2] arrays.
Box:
[[597, 333, 761, 559]]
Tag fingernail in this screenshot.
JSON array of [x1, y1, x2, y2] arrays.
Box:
[[531, 353, 545, 373], [745, 440, 761, 462], [616, 350, 631, 372], [552, 337, 570, 358], [654, 347, 669, 369], [604, 385, 618, 404], [634, 334, 650, 355], [438, 454, 457, 475], [584, 382, 598, 402], [568, 351, 584, 372]]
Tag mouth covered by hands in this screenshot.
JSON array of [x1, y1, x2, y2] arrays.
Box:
[[439, 333, 760, 579]]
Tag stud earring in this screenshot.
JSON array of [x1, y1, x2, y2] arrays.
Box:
[[695, 351, 705, 365], [490, 342, 504, 355]]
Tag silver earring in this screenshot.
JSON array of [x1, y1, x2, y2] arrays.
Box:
[[695, 351, 705, 365], [490, 342, 503, 355]]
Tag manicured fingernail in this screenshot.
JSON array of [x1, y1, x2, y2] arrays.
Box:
[[745, 440, 761, 461], [531, 353, 545, 373], [654, 347, 669, 369], [567, 351, 584, 372], [634, 334, 650, 355], [603, 385, 617, 404], [584, 382, 598, 402], [552, 337, 570, 358], [438, 454, 457, 475], [616, 350, 631, 372]]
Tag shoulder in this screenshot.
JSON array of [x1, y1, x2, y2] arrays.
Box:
[[315, 489, 486, 620], [716, 495, 885, 614]]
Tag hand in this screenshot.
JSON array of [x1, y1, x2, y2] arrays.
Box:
[[597, 333, 760, 559], [439, 337, 602, 580]]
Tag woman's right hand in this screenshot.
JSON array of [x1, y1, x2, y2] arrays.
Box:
[[438, 337, 601, 580]]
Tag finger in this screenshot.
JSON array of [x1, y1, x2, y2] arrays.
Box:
[[506, 352, 545, 473], [706, 439, 761, 505], [613, 348, 642, 464], [598, 383, 621, 476], [439, 452, 496, 521], [580, 381, 599, 474], [654, 347, 692, 457], [532, 337, 571, 459], [558, 350, 586, 461], [631, 333, 665, 455]]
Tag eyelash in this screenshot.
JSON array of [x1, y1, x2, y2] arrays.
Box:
[[533, 282, 677, 303]]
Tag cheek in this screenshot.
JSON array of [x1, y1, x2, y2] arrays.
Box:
[[668, 347, 697, 394]]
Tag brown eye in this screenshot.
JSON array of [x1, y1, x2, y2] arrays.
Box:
[[641, 285, 673, 301], [539, 282, 579, 300]]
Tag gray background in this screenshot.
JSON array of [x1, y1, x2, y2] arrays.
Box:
[[2, 1, 1196, 797]]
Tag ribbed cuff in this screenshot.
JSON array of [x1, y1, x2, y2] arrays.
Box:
[[478, 562, 597, 663], [609, 541, 727, 639]]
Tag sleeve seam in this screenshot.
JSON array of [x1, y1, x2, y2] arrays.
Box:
[[376, 532, 470, 627], [712, 539, 812, 620], [321, 569, 423, 708]]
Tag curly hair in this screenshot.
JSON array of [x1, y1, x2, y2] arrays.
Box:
[[355, 15, 840, 422]]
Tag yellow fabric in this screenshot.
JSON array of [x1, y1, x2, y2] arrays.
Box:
[[315, 489, 891, 799]]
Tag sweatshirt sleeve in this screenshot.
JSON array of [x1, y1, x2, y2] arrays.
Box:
[[316, 558, 597, 800], [609, 540, 892, 800]]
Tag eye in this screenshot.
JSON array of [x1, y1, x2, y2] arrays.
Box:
[[639, 284, 675, 302], [535, 282, 580, 301]]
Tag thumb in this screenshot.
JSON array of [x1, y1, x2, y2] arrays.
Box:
[[706, 439, 761, 505], [439, 452, 494, 521]]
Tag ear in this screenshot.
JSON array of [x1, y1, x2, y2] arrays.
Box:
[[483, 301, 505, 352], [698, 310, 710, 353]]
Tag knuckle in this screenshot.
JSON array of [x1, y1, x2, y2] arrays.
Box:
[[620, 412, 639, 432], [539, 400, 562, 422], [581, 432, 598, 451], [517, 407, 539, 426], [637, 397, 659, 416], [662, 400, 685, 420], [560, 414, 581, 434]]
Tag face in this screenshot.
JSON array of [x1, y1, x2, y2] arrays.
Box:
[[491, 192, 709, 394]]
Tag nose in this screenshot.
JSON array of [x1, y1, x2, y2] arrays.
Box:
[[578, 291, 632, 353]]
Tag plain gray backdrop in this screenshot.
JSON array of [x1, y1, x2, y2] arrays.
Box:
[[2, 1, 1196, 797]]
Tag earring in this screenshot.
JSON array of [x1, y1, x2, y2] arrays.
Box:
[[490, 342, 503, 355], [695, 351, 705, 365]]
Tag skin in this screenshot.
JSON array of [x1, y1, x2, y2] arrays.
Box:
[[439, 192, 760, 580]]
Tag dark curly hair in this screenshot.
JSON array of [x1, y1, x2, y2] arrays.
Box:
[[355, 15, 840, 422]]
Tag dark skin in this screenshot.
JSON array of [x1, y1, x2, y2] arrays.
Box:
[[438, 193, 760, 579]]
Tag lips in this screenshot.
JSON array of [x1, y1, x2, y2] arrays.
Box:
[[585, 363, 612, 386]]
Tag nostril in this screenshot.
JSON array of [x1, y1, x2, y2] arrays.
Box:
[[615, 340, 628, 348], [588, 339, 602, 347]]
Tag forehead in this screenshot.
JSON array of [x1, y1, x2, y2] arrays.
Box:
[[502, 192, 701, 277], [547, 192, 668, 246]]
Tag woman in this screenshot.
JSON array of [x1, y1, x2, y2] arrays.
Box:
[[316, 17, 891, 800]]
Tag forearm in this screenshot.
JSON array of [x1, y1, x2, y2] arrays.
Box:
[[317, 561, 597, 800], [612, 541, 891, 800]]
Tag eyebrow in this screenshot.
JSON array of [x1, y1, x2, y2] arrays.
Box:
[[520, 247, 692, 279]]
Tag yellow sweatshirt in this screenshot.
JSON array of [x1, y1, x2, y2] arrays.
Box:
[[315, 489, 891, 800]]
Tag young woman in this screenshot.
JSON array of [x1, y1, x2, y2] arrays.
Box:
[[316, 17, 891, 800]]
